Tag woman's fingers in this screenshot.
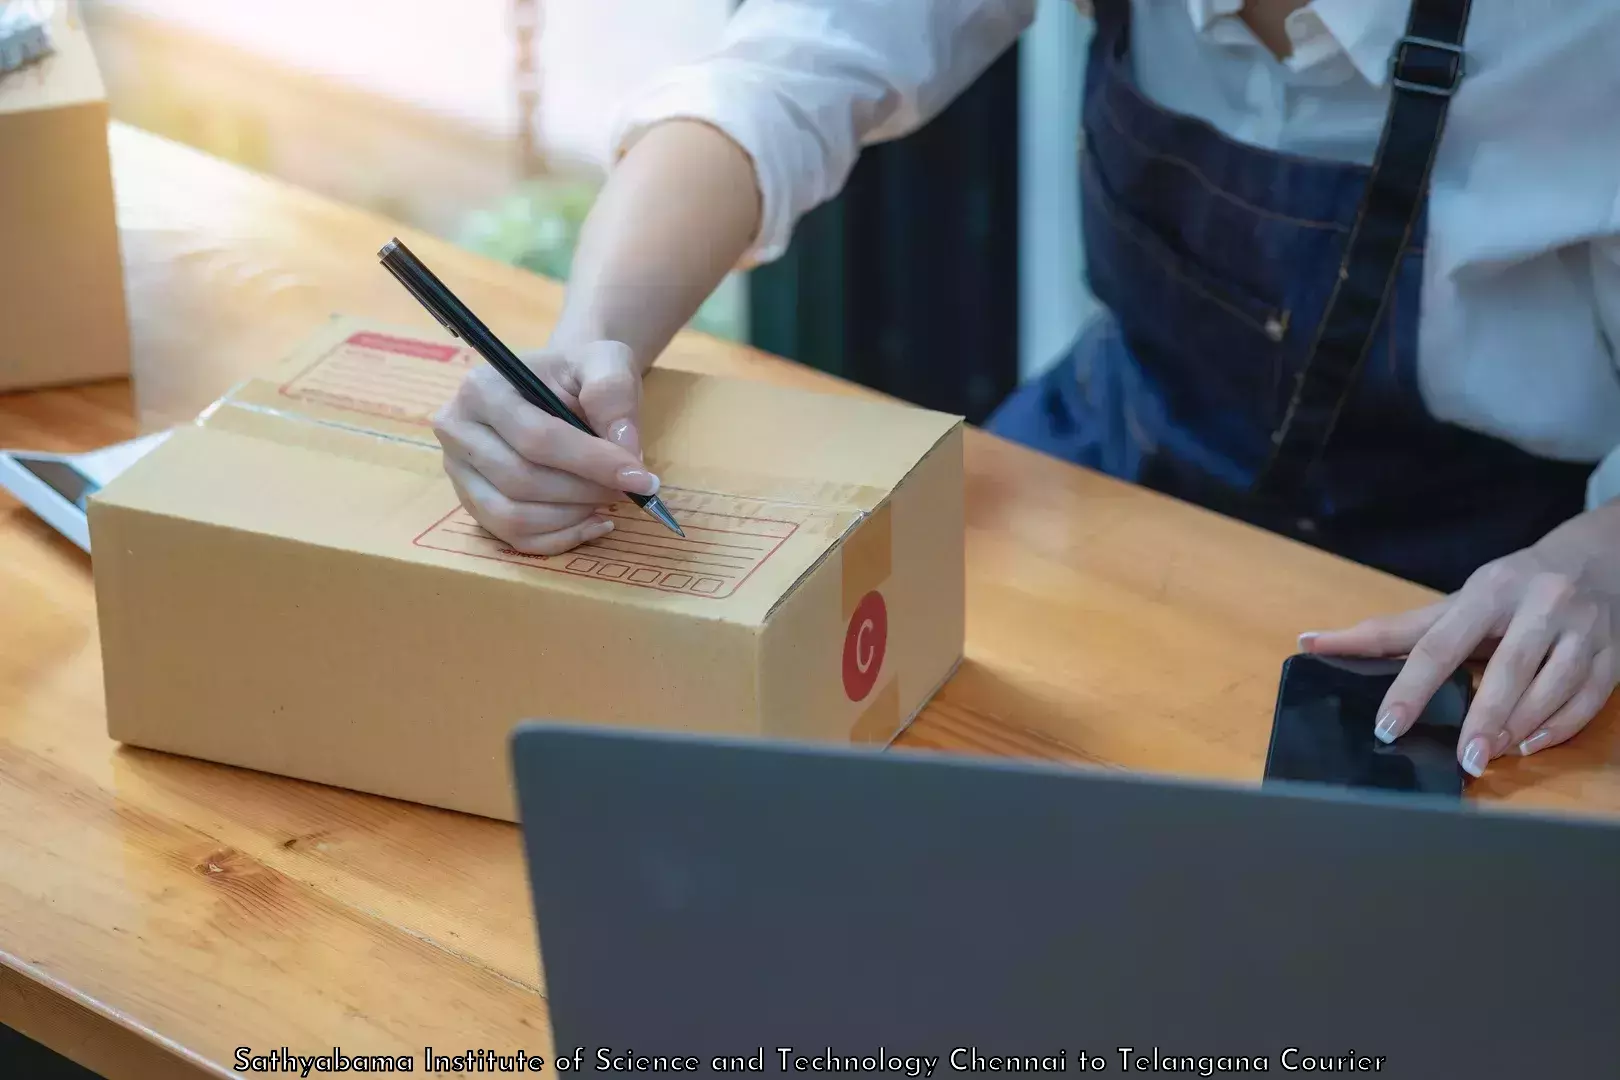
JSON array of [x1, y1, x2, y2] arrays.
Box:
[[1302, 557, 1615, 772], [437, 413, 621, 505], [1300, 600, 1451, 658], [432, 343, 652, 559], [505, 515, 622, 557], [458, 366, 657, 496], [1373, 590, 1498, 746], [1518, 646, 1618, 758], [1498, 632, 1593, 751], [1452, 582, 1572, 774], [445, 458, 611, 552]]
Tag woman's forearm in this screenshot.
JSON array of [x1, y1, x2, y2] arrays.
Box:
[[549, 119, 763, 370]]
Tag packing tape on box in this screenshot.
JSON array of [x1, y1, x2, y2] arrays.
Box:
[[196, 393, 445, 476], [840, 502, 892, 621], [858, 657, 965, 747], [643, 463, 889, 514], [643, 467, 888, 543], [197, 389, 885, 539], [850, 681, 901, 744], [840, 501, 898, 740]]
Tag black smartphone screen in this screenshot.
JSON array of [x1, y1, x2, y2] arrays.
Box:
[[1263, 654, 1470, 797]]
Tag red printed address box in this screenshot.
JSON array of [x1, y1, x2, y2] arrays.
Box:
[[89, 316, 964, 820]]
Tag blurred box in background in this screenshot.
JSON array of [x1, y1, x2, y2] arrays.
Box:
[[1, 2, 54, 74], [0, 1, 130, 392]]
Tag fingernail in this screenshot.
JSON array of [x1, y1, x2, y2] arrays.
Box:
[[1461, 737, 1489, 778], [1374, 710, 1401, 744], [587, 518, 614, 538], [615, 468, 659, 496], [1297, 632, 1319, 652], [608, 419, 639, 452], [1519, 730, 1552, 757]]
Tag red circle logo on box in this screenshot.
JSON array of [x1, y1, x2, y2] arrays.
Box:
[[842, 591, 888, 702]]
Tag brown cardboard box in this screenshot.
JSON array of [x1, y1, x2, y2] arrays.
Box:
[[90, 317, 965, 820], [0, 2, 130, 391]]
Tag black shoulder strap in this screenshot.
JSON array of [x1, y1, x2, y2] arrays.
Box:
[[1256, 0, 1473, 498]]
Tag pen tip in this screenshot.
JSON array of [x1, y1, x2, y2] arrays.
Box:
[[378, 238, 398, 260], [645, 498, 684, 537]]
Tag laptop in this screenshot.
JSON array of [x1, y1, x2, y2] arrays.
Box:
[[510, 724, 1620, 1078]]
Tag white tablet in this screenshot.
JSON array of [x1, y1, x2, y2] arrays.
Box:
[[0, 431, 170, 553]]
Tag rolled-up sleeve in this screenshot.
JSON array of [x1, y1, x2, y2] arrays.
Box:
[[610, 0, 1035, 266], [1587, 236, 1620, 509]]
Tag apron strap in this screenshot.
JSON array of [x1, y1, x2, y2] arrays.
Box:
[[1255, 0, 1473, 498]]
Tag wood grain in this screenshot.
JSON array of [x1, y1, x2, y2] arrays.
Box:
[[2, 124, 1617, 1077]]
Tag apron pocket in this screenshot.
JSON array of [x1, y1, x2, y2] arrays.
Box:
[[1080, 144, 1291, 432], [1081, 145, 1286, 338]]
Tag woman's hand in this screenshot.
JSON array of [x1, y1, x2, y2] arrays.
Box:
[[1302, 506, 1620, 777], [431, 340, 658, 555], [426, 119, 761, 556]]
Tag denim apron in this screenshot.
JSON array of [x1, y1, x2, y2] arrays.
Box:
[[985, 0, 1591, 594]]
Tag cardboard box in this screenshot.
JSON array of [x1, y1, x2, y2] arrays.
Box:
[[0, 2, 130, 392], [90, 318, 965, 820]]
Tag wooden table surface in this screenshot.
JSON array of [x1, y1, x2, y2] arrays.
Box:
[[3, 124, 1617, 1079]]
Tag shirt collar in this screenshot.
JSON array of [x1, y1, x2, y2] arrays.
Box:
[[1188, 0, 1246, 36], [1186, 1, 1411, 86], [1310, 0, 1411, 86]]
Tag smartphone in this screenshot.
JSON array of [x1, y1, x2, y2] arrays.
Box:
[[1263, 654, 1471, 797]]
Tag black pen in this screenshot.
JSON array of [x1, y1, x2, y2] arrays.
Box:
[[377, 238, 683, 537]]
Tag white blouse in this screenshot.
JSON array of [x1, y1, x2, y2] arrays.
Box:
[[613, 1, 1620, 510]]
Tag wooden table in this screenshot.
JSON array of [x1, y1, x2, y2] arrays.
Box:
[[3, 125, 1617, 1079]]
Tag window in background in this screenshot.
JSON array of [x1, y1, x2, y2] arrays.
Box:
[[82, 0, 744, 341], [460, 0, 745, 342], [1019, 0, 1099, 380]]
